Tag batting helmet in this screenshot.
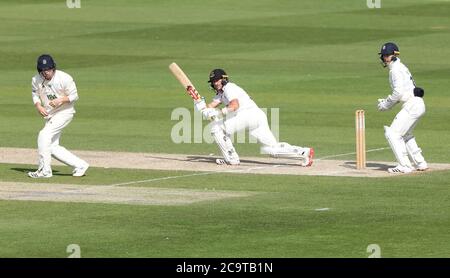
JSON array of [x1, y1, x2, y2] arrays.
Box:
[[37, 54, 56, 73], [379, 42, 400, 56], [208, 69, 229, 89], [379, 42, 400, 66]]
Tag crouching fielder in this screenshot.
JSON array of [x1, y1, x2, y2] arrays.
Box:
[[28, 54, 89, 178], [377, 42, 428, 174], [196, 69, 314, 166]]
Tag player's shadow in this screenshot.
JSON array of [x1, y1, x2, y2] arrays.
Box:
[[144, 155, 207, 163], [10, 168, 72, 176], [145, 155, 297, 166], [188, 156, 282, 166], [343, 162, 392, 171]]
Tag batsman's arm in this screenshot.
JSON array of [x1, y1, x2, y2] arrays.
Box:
[[207, 100, 220, 109], [221, 99, 239, 115], [168, 62, 219, 121]]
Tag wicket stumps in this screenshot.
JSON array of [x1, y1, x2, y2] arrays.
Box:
[[355, 110, 366, 169]]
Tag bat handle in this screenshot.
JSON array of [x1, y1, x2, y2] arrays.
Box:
[[186, 85, 200, 100]]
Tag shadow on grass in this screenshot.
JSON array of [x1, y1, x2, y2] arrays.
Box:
[[344, 161, 391, 171], [145, 155, 299, 166], [10, 168, 72, 177]]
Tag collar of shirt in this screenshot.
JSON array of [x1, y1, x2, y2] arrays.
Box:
[[41, 73, 56, 87], [388, 58, 401, 70], [215, 83, 228, 95]]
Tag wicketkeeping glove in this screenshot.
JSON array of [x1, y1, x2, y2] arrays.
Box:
[[377, 99, 388, 111]]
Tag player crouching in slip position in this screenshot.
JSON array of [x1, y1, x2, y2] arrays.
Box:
[[195, 69, 314, 166], [27, 54, 89, 178], [377, 42, 428, 174]]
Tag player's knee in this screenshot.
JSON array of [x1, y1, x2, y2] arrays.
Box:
[[50, 144, 60, 154], [384, 126, 401, 140], [403, 133, 414, 142]]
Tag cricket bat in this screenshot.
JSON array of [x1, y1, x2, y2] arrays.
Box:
[[168, 62, 202, 101]]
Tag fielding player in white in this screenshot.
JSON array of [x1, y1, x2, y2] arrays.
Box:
[[195, 69, 314, 166], [28, 54, 89, 178], [377, 43, 428, 173]]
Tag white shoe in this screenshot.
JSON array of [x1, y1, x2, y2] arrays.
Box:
[[73, 163, 89, 177], [300, 148, 314, 167], [388, 165, 413, 174], [215, 158, 240, 166], [415, 161, 428, 171], [28, 170, 52, 178]]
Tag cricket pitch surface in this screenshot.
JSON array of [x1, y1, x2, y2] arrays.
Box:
[[0, 181, 254, 206], [2, 147, 450, 178], [2, 147, 450, 206]]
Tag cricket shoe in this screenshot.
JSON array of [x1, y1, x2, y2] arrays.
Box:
[[388, 165, 413, 174], [300, 148, 314, 167], [215, 159, 240, 166], [28, 170, 52, 178], [415, 161, 428, 171], [73, 163, 89, 177]]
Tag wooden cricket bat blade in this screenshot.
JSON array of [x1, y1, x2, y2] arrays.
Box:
[[168, 62, 201, 100]]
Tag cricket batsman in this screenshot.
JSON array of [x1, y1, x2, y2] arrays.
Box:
[[195, 69, 314, 166], [377, 42, 428, 173], [27, 54, 89, 178]]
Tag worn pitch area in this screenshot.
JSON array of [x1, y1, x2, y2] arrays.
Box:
[[2, 147, 450, 178]]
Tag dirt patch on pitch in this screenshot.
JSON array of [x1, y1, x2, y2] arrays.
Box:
[[0, 181, 254, 206], [1, 147, 450, 178]]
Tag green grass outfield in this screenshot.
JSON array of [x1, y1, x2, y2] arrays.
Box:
[[0, 0, 449, 257]]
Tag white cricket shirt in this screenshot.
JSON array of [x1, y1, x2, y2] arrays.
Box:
[[213, 82, 258, 112], [31, 70, 79, 117], [387, 58, 416, 104]]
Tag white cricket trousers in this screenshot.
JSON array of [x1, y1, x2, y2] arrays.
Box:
[[385, 97, 426, 167], [37, 113, 87, 173], [220, 107, 309, 160], [224, 107, 277, 147]]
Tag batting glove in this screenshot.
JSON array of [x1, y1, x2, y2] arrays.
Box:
[[194, 98, 206, 112], [202, 108, 220, 120]]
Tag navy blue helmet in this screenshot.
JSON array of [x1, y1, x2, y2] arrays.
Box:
[[379, 42, 400, 56], [379, 42, 400, 66], [37, 54, 56, 73]]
